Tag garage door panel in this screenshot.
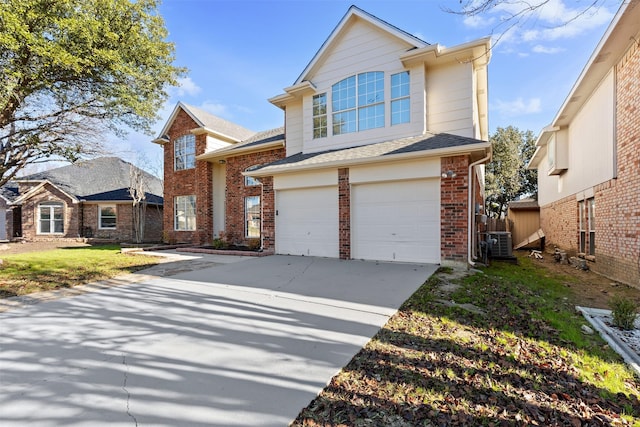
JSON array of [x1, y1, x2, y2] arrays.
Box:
[[276, 186, 338, 258], [352, 179, 440, 263]]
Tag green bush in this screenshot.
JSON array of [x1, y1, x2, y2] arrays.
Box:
[[609, 295, 638, 330], [211, 237, 227, 250]]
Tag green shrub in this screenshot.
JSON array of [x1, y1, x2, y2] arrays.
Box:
[[609, 296, 638, 330], [211, 237, 227, 250]]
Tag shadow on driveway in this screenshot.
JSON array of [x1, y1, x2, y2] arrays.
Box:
[[0, 255, 436, 426]]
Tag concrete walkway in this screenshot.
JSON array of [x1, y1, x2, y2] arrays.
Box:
[[0, 254, 436, 426]]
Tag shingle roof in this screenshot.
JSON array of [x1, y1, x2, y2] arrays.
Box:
[[250, 132, 488, 174], [203, 127, 285, 158], [0, 183, 19, 203], [14, 157, 163, 203], [181, 103, 255, 141], [508, 199, 539, 210]]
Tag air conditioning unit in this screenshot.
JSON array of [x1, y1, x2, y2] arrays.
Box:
[[488, 231, 513, 258]]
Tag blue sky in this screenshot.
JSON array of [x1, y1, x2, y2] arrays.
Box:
[[106, 0, 620, 174]]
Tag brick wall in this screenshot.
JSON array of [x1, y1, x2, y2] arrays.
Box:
[[539, 194, 577, 254], [594, 41, 640, 287], [20, 184, 79, 241], [338, 168, 351, 260], [440, 155, 470, 264], [261, 176, 275, 251], [162, 109, 213, 244], [224, 148, 285, 246], [78, 203, 162, 243]]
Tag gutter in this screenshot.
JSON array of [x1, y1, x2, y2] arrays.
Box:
[[468, 148, 491, 268]]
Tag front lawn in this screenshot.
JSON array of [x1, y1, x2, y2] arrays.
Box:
[[0, 245, 159, 298], [293, 256, 640, 426]]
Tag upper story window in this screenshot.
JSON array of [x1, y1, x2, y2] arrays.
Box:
[[38, 202, 64, 234], [245, 175, 260, 186], [99, 205, 117, 229], [312, 93, 327, 139], [391, 71, 410, 125], [331, 71, 388, 136], [174, 134, 196, 171]]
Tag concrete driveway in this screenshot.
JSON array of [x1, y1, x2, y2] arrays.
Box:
[[0, 254, 437, 426]]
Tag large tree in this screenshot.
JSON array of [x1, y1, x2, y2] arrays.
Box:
[[0, 0, 185, 186], [485, 126, 537, 218]]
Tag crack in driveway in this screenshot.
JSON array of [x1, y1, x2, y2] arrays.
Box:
[[121, 354, 138, 426]]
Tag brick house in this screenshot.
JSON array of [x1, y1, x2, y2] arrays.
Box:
[[155, 6, 492, 266], [528, 0, 640, 287], [2, 157, 163, 243]]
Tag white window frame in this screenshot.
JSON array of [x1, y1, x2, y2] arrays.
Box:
[[245, 195, 260, 238], [391, 71, 410, 125], [98, 204, 117, 230], [245, 175, 260, 187], [331, 71, 385, 135], [312, 93, 327, 139], [174, 134, 196, 171], [38, 202, 64, 235], [174, 195, 196, 231]]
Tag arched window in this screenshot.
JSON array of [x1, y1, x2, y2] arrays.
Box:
[[332, 71, 384, 135], [38, 202, 64, 234]]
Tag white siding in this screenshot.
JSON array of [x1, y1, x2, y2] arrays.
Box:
[[426, 62, 475, 138], [350, 158, 440, 184], [274, 170, 337, 190], [285, 100, 303, 156], [537, 70, 615, 206], [298, 18, 424, 154], [205, 136, 233, 153]]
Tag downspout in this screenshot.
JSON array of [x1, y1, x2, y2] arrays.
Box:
[[468, 149, 491, 268]]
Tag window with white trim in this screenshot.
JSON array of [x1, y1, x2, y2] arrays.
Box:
[[38, 202, 64, 234], [174, 134, 196, 170], [332, 71, 385, 135], [313, 93, 327, 139], [99, 205, 117, 229], [245, 196, 260, 238], [174, 195, 196, 231], [245, 175, 260, 187], [391, 71, 410, 125]]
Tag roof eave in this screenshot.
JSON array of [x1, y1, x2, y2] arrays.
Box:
[[191, 126, 243, 143], [197, 140, 285, 162], [245, 141, 490, 177]]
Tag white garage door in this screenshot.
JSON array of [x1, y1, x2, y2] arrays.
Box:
[[276, 186, 339, 258], [352, 179, 440, 263]]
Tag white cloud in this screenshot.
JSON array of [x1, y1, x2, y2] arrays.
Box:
[[199, 100, 230, 117], [493, 97, 542, 117], [463, 15, 496, 29], [483, 0, 615, 46], [172, 76, 202, 97], [532, 44, 565, 54]]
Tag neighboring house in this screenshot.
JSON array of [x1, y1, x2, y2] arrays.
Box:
[[528, 0, 639, 286], [2, 157, 164, 243], [155, 6, 492, 266]]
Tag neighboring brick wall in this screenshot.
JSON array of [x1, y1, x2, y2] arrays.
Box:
[[144, 205, 164, 242], [539, 194, 577, 254], [162, 109, 213, 244], [594, 42, 640, 287], [224, 148, 285, 246], [338, 168, 351, 260], [20, 184, 79, 241], [440, 155, 469, 264]]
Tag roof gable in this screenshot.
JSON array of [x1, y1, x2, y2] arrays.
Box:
[[294, 5, 428, 85], [154, 102, 255, 144], [14, 157, 163, 202]]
